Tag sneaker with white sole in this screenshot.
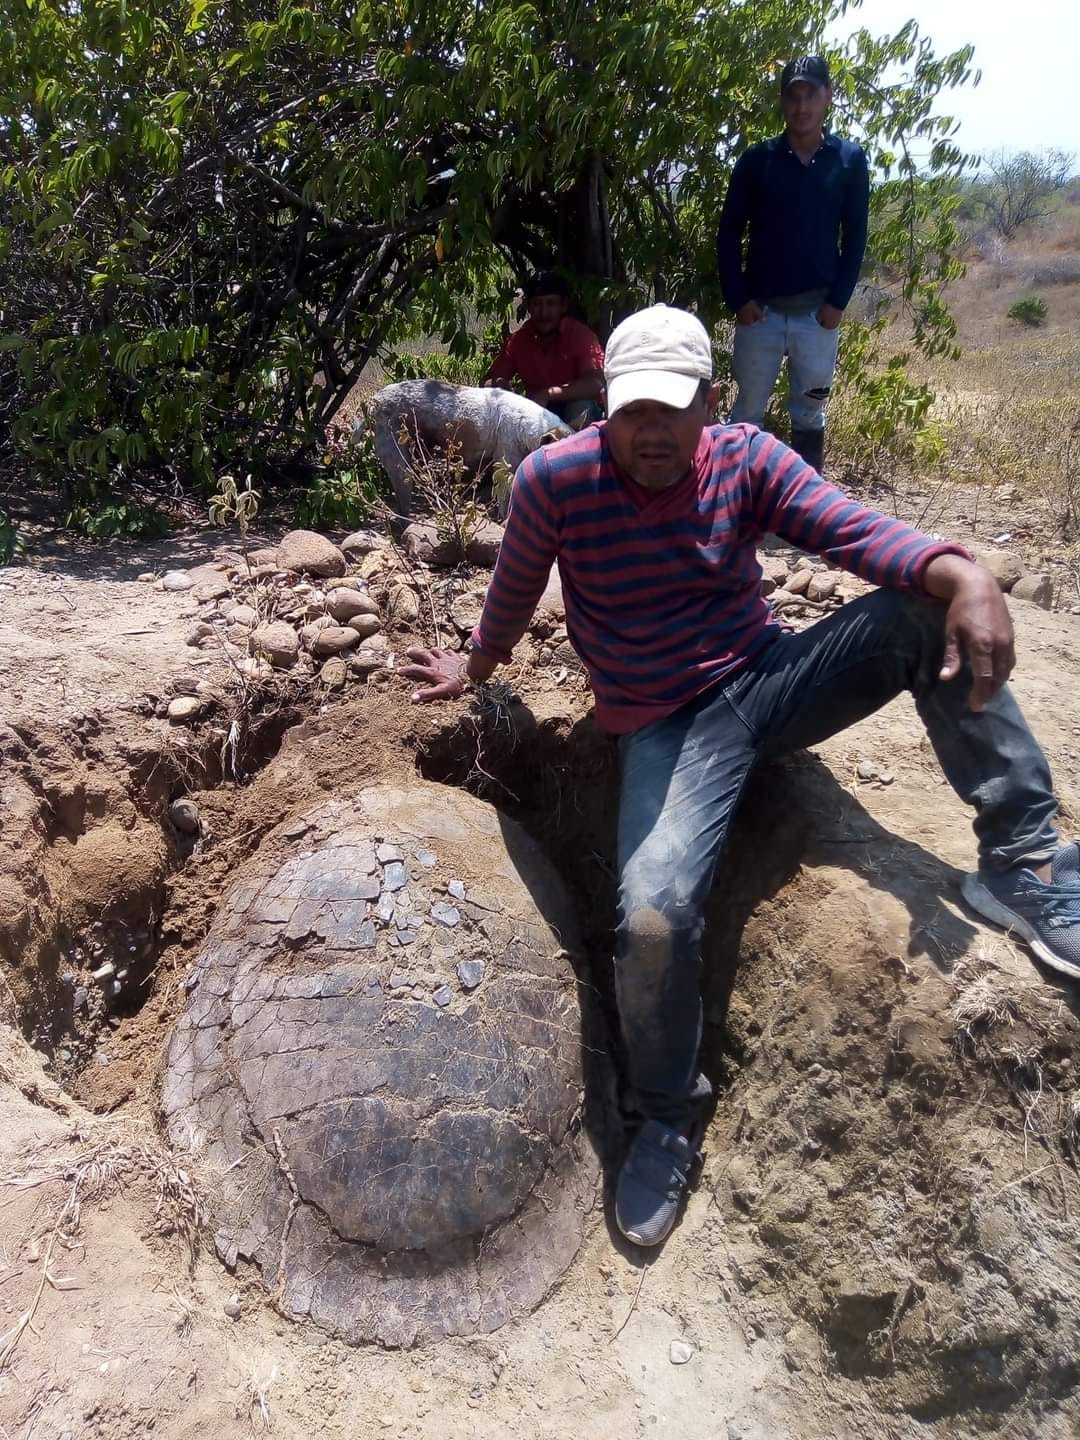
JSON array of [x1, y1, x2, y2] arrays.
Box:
[[615, 1119, 702, 1248], [961, 844, 1080, 980]]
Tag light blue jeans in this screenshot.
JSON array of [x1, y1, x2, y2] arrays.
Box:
[[614, 590, 1059, 1127], [730, 307, 840, 432]]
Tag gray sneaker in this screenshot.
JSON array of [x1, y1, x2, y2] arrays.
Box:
[[961, 845, 1080, 980], [615, 1119, 702, 1248]]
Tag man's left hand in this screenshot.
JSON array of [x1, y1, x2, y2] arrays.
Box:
[[925, 557, 1016, 712], [528, 386, 562, 408], [816, 303, 843, 331]]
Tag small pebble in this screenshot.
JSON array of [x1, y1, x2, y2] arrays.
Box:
[[168, 797, 201, 835], [432, 985, 453, 1009], [415, 848, 438, 867], [377, 842, 403, 863], [447, 879, 466, 901], [223, 1295, 242, 1319], [855, 760, 880, 781], [669, 1339, 694, 1365], [457, 959, 485, 991], [397, 929, 417, 946], [431, 901, 460, 928], [388, 970, 410, 990]]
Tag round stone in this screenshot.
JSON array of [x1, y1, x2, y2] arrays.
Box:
[[162, 783, 596, 1348], [250, 622, 300, 669], [325, 589, 380, 625], [311, 625, 361, 656], [167, 696, 203, 723], [162, 570, 194, 592], [276, 530, 347, 578], [168, 798, 201, 835]]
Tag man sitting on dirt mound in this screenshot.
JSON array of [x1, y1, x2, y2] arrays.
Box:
[[483, 271, 605, 427], [401, 304, 1080, 1250]]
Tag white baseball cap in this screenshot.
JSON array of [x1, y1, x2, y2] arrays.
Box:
[[604, 304, 713, 417]]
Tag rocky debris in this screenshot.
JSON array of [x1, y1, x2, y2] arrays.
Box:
[[457, 958, 485, 990], [167, 695, 204, 723], [241, 546, 281, 569], [168, 798, 201, 835], [1011, 573, 1054, 609], [192, 576, 232, 604], [786, 567, 813, 597], [185, 622, 214, 647], [301, 616, 333, 647], [276, 529, 347, 578], [224, 603, 257, 628], [669, 1340, 694, 1365], [311, 625, 361, 657], [402, 521, 461, 567], [530, 563, 565, 636], [223, 1295, 243, 1320], [975, 548, 1023, 592], [806, 572, 837, 603], [350, 647, 388, 677], [760, 556, 790, 588], [465, 521, 505, 568], [325, 588, 379, 624], [162, 783, 596, 1347], [386, 582, 420, 626], [450, 591, 484, 635], [161, 570, 194, 592], [319, 657, 349, 688], [250, 621, 300, 669], [341, 529, 383, 558]]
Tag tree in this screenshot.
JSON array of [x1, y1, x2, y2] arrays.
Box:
[[0, 0, 977, 517], [977, 149, 1075, 239]]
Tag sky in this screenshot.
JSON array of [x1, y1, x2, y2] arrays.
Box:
[[827, 0, 1080, 160]]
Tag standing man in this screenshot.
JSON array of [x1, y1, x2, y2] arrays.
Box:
[[403, 306, 1079, 1250], [717, 56, 870, 473], [484, 271, 606, 427]]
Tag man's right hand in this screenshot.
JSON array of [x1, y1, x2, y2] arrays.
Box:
[[400, 647, 469, 703], [735, 301, 765, 326]]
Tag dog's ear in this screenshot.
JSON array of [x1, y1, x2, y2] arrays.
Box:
[[540, 428, 565, 446]]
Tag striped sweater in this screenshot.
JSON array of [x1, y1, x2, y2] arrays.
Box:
[[472, 422, 967, 735]]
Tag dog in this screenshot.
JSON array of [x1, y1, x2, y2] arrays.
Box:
[[361, 379, 571, 518]]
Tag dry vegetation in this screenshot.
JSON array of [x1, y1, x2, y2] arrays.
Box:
[[832, 194, 1080, 573]]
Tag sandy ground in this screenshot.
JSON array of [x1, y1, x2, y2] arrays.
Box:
[[1, 517, 1079, 1440]]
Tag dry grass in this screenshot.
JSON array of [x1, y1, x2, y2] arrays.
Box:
[[0, 1118, 205, 1372]]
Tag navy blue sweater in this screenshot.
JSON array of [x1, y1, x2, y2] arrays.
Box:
[[717, 132, 870, 312]]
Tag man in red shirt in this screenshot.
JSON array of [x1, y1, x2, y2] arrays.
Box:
[[484, 272, 605, 427]]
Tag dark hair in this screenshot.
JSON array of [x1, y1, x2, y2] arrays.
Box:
[[695, 378, 713, 404], [525, 270, 571, 301]]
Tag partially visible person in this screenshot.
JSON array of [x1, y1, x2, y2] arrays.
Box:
[[717, 55, 869, 473], [484, 271, 605, 427]]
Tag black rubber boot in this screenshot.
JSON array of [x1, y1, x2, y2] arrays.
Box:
[[791, 427, 825, 475]]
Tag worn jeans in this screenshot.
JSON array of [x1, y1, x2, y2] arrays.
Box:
[[729, 307, 840, 432], [614, 589, 1058, 1127]]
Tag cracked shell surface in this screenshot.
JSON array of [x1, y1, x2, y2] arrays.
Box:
[[162, 782, 598, 1346]]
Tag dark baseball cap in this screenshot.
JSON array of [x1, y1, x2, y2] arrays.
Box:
[[781, 56, 831, 93], [525, 270, 571, 301]]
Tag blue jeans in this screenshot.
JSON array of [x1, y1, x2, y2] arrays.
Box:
[[730, 307, 840, 432], [614, 589, 1058, 1126]]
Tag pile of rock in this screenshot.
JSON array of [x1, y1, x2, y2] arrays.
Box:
[[758, 552, 860, 618], [975, 548, 1055, 610], [155, 529, 403, 705]]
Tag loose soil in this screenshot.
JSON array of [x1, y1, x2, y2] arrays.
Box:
[[1, 515, 1079, 1440]]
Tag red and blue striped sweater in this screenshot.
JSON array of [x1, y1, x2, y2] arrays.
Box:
[[471, 422, 967, 735]]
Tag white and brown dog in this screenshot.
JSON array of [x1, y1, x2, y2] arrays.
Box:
[[361, 379, 571, 518]]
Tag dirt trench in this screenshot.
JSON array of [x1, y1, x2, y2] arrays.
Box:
[[1, 682, 1079, 1439]]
